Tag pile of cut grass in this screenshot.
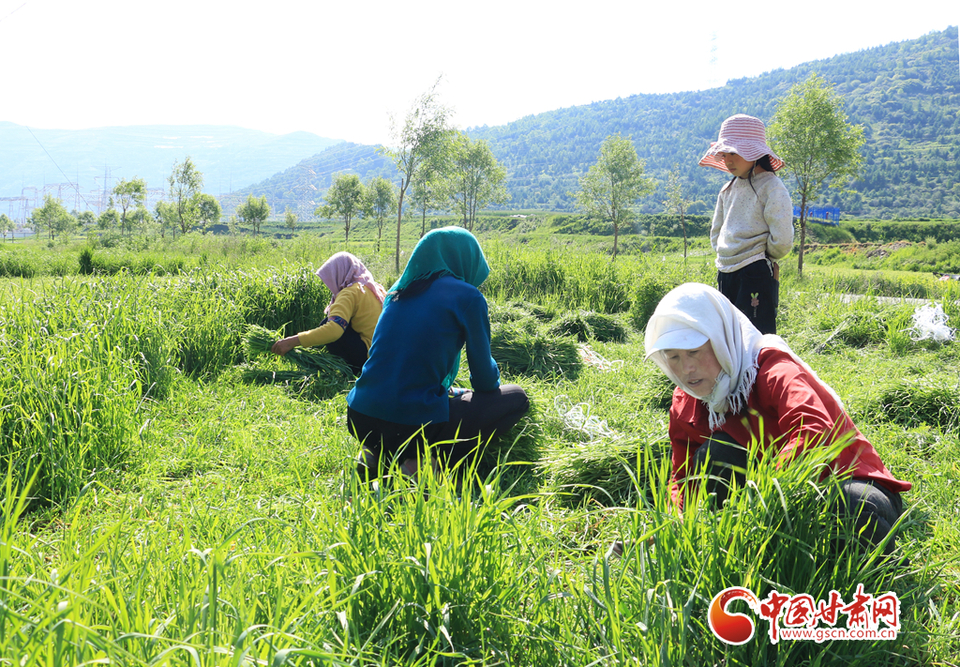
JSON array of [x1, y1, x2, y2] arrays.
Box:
[[871, 378, 960, 430], [490, 321, 582, 379]]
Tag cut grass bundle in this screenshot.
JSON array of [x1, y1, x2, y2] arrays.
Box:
[[872, 378, 960, 429], [490, 322, 582, 379], [240, 324, 354, 399], [815, 311, 888, 352], [547, 311, 593, 342], [509, 299, 556, 322], [582, 311, 630, 343], [488, 301, 534, 324], [539, 437, 658, 507], [242, 324, 353, 376]]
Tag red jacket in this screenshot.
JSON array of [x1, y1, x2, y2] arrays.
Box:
[[668, 347, 911, 508]]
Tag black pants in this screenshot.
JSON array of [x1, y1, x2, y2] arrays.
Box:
[[324, 321, 368, 375], [692, 433, 904, 554], [717, 259, 779, 335], [348, 384, 530, 479]]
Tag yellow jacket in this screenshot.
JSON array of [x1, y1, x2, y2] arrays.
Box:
[[297, 283, 382, 350]]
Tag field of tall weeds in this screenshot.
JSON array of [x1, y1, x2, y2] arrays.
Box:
[[1, 232, 959, 665]]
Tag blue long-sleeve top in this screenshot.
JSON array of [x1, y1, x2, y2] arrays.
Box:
[[346, 275, 500, 425]]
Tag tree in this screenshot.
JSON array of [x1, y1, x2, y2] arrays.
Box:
[[30, 195, 76, 242], [98, 208, 120, 232], [365, 176, 397, 252], [236, 194, 271, 235], [0, 213, 14, 241], [382, 78, 452, 272], [573, 134, 655, 258], [449, 133, 508, 232], [128, 206, 151, 236], [662, 166, 698, 264], [317, 173, 366, 243], [768, 74, 865, 278], [167, 157, 204, 235], [111, 177, 147, 235], [409, 155, 449, 238], [74, 210, 96, 229], [196, 193, 222, 230], [284, 207, 298, 233], [154, 201, 178, 239]]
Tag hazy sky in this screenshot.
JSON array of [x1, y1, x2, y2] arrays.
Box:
[[1, 0, 957, 146]]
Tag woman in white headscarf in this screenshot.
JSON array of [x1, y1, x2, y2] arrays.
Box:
[[645, 282, 910, 550]]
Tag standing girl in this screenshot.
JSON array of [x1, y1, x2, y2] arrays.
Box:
[[271, 252, 385, 375], [346, 227, 529, 480], [700, 114, 794, 334]]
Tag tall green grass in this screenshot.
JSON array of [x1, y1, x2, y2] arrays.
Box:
[[0, 436, 937, 665], [0, 237, 958, 664]]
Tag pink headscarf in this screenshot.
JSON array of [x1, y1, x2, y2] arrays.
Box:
[[316, 252, 386, 313]]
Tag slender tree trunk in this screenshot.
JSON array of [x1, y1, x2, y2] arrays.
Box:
[[613, 219, 619, 258], [798, 195, 808, 279], [681, 210, 688, 272], [395, 179, 407, 274]]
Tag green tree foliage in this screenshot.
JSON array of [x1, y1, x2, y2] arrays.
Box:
[[382, 78, 453, 271], [409, 156, 449, 239], [154, 201, 178, 239], [449, 133, 509, 232], [365, 176, 397, 252], [284, 207, 298, 233], [236, 194, 271, 235], [110, 177, 147, 235], [196, 193, 222, 230], [128, 206, 151, 236], [317, 173, 366, 243], [98, 209, 120, 232], [0, 213, 14, 241], [769, 74, 866, 278], [30, 195, 76, 241], [74, 210, 96, 229], [167, 157, 204, 235], [574, 134, 656, 257], [662, 166, 700, 261]]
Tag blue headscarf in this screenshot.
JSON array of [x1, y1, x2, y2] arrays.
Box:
[[388, 226, 490, 298], [389, 226, 490, 390]]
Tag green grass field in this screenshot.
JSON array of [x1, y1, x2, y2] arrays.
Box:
[[1, 230, 959, 665]]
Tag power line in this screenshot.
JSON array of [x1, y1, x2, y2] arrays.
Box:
[[23, 124, 93, 211], [0, 0, 31, 25]]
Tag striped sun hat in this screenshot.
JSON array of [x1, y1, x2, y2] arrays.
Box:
[[698, 114, 784, 172]]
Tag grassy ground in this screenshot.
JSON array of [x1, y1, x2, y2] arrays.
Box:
[[1, 233, 959, 665]]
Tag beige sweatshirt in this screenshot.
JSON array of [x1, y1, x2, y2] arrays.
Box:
[[709, 171, 794, 273]]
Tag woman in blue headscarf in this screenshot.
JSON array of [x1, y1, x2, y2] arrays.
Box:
[[347, 227, 529, 479]]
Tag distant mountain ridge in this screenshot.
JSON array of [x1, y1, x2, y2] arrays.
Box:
[[0, 123, 340, 217], [235, 26, 959, 221], [3, 27, 957, 223]]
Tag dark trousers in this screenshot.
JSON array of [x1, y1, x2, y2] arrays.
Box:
[[692, 433, 904, 554], [717, 259, 780, 335], [348, 384, 530, 479], [324, 321, 368, 375]]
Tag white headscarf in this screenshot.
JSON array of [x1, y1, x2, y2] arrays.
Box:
[[644, 283, 836, 430]]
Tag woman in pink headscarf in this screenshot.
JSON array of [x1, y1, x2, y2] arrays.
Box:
[[272, 252, 386, 374]]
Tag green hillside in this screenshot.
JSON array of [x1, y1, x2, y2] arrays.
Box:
[[238, 26, 959, 221]]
